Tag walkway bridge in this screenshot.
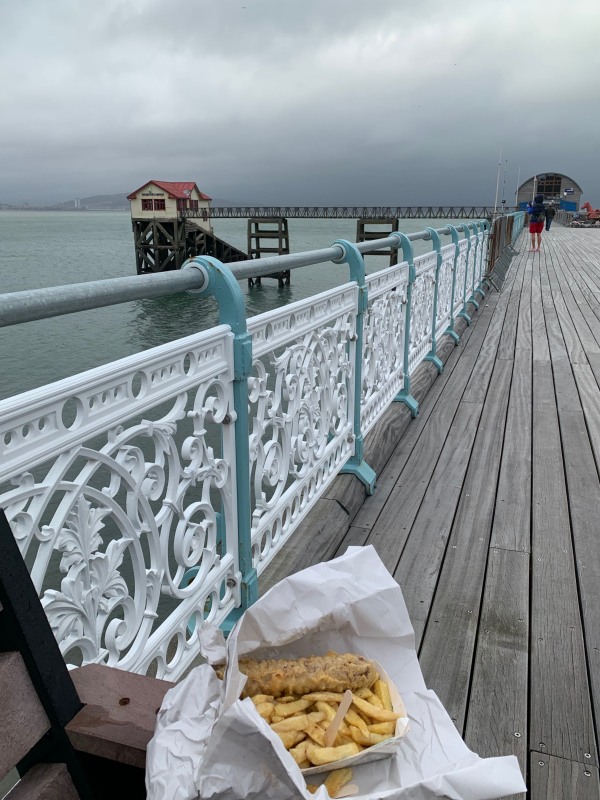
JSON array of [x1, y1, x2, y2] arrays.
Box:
[[2, 214, 600, 798], [184, 205, 515, 220]]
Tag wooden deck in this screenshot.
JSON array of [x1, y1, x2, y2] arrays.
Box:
[[262, 225, 600, 799]]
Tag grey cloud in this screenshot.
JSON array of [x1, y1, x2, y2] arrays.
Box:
[[1, 0, 599, 206]]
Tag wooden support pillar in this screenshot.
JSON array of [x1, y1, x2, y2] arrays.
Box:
[[247, 217, 291, 287], [356, 218, 399, 266]]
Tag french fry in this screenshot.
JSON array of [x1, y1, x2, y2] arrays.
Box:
[[298, 759, 311, 769], [373, 680, 393, 711], [289, 740, 309, 765], [303, 692, 345, 703], [251, 694, 274, 704], [316, 700, 337, 722], [368, 721, 395, 735], [351, 694, 401, 722], [305, 720, 327, 747], [349, 726, 392, 747], [306, 785, 319, 794], [254, 701, 275, 720], [275, 698, 312, 717], [306, 742, 361, 766], [324, 767, 353, 798], [276, 730, 306, 749], [272, 714, 309, 733], [277, 695, 298, 704], [344, 708, 368, 732], [307, 711, 326, 724]]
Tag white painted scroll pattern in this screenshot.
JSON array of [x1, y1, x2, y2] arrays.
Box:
[[361, 263, 409, 435], [453, 238, 469, 316], [434, 243, 456, 342], [247, 286, 357, 573], [408, 252, 437, 371], [0, 329, 239, 680], [467, 234, 479, 297]]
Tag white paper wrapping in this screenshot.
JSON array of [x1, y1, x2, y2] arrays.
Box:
[[146, 546, 526, 800]]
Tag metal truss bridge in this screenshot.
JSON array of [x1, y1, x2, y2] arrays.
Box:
[[183, 206, 509, 220]]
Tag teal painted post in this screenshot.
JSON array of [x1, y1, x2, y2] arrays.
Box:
[[457, 225, 472, 325], [474, 220, 487, 299], [389, 232, 419, 417], [333, 240, 376, 495], [423, 227, 444, 374], [183, 256, 257, 625], [466, 222, 480, 311], [445, 225, 461, 344]]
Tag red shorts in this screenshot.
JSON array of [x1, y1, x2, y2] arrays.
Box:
[[529, 221, 544, 233]]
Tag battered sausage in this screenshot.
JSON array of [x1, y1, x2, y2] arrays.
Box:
[[215, 653, 378, 698]]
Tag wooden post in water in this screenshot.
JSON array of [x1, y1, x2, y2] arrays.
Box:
[[247, 217, 291, 287], [356, 218, 399, 266]]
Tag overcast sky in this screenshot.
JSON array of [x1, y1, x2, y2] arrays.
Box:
[[2, 0, 599, 206]]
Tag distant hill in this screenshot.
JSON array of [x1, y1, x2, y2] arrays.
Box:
[[51, 193, 130, 211]]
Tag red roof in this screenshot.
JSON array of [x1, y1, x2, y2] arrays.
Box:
[[127, 180, 212, 201]]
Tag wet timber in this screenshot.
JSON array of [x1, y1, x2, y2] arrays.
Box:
[[260, 224, 600, 800]]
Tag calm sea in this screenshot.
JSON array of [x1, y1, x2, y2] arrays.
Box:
[[0, 211, 458, 401]]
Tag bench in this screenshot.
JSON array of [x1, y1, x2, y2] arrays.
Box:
[[0, 510, 172, 799]]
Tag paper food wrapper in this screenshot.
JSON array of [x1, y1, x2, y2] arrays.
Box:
[[146, 546, 526, 800]]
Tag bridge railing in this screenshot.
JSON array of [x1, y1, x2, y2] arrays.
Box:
[[0, 220, 493, 680]]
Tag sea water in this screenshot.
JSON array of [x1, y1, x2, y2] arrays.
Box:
[[0, 211, 461, 401]]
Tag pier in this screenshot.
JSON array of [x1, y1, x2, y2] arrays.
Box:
[[2, 215, 600, 797], [183, 205, 508, 219]]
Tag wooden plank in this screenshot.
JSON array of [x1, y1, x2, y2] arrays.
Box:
[[530, 361, 597, 764], [0, 652, 50, 781], [353, 351, 477, 533], [573, 364, 600, 470], [496, 252, 526, 360], [5, 763, 79, 800], [259, 498, 351, 595], [531, 256, 550, 363], [490, 347, 532, 552], [530, 753, 600, 800], [360, 302, 498, 572], [461, 294, 508, 403], [417, 359, 513, 728], [465, 549, 529, 791], [515, 257, 532, 351], [362, 371, 476, 575], [393, 400, 483, 643], [558, 408, 600, 746], [66, 664, 173, 770]]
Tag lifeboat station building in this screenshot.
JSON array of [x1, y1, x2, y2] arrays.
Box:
[[127, 180, 212, 232], [516, 172, 582, 212]]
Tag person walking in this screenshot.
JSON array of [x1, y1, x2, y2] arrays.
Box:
[[545, 204, 556, 231], [529, 193, 546, 251]]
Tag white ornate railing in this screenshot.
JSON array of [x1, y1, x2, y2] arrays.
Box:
[[0, 218, 511, 680]]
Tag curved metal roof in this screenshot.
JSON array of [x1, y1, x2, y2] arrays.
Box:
[[518, 172, 583, 193]]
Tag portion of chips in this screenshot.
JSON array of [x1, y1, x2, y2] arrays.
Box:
[[243, 659, 403, 773]]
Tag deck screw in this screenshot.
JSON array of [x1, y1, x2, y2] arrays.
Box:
[[514, 732, 521, 738], [539, 742, 545, 748], [538, 761, 545, 767], [585, 753, 591, 759], [585, 771, 591, 777]]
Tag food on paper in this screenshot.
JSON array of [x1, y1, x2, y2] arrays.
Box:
[[215, 653, 378, 699], [306, 766, 354, 797], [215, 652, 406, 773]]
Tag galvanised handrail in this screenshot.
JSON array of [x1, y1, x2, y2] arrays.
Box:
[[0, 217, 512, 680]]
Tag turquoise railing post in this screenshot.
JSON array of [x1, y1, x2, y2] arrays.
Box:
[[457, 224, 472, 325], [423, 227, 444, 374], [183, 256, 257, 626], [466, 222, 480, 311], [445, 225, 461, 344], [474, 220, 487, 299], [333, 239, 376, 495], [389, 232, 419, 417]]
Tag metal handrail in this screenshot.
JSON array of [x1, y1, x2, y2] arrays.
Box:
[[0, 225, 475, 328]]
